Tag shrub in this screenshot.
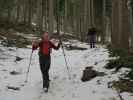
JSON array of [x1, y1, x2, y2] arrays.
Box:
[[105, 45, 133, 79]]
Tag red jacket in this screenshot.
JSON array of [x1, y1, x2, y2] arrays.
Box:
[[32, 40, 60, 56]]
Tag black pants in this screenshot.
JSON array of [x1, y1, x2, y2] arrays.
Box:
[[89, 35, 96, 48], [39, 52, 51, 88]]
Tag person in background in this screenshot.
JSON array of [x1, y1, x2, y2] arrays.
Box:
[[87, 27, 97, 48], [32, 32, 61, 92]]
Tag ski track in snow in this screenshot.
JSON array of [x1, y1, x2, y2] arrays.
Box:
[[0, 42, 133, 100]]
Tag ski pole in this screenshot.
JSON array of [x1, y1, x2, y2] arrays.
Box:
[[108, 82, 124, 100], [25, 50, 33, 83], [59, 38, 71, 80], [114, 88, 124, 100]]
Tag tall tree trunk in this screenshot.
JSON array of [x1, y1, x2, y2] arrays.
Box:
[[16, 0, 20, 23], [128, 0, 133, 47], [28, 0, 32, 27], [48, 0, 54, 35], [64, 0, 68, 33], [23, 0, 27, 24], [111, 0, 120, 48], [37, 0, 43, 32], [79, 0, 85, 41], [119, 0, 129, 48], [112, 0, 129, 48], [101, 0, 106, 43], [56, 0, 60, 34], [7, 2, 12, 23], [90, 0, 95, 26]]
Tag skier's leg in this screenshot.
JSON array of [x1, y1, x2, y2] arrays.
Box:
[[44, 57, 51, 89], [39, 55, 46, 88], [94, 35, 96, 48], [90, 42, 93, 48], [39, 53, 50, 93], [90, 43, 93, 48], [92, 41, 95, 48], [40, 57, 50, 92], [42, 63, 49, 88], [92, 35, 95, 48], [90, 36, 93, 48]]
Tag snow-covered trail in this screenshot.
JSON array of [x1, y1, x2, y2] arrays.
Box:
[[0, 42, 132, 100]]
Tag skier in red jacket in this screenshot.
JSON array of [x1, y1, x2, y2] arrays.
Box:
[[32, 32, 61, 92]]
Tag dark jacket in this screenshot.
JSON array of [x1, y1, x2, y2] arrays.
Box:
[[88, 28, 96, 36]]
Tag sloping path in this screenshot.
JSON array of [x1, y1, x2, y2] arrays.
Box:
[[0, 42, 132, 100]]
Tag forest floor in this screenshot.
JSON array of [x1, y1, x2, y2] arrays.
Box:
[[0, 33, 133, 100]]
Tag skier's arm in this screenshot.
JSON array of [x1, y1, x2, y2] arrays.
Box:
[[50, 40, 61, 50], [32, 41, 40, 50]]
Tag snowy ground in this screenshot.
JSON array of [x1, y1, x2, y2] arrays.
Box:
[[0, 41, 133, 100]]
